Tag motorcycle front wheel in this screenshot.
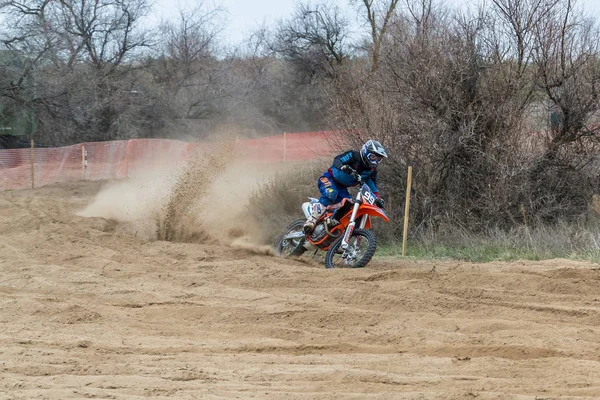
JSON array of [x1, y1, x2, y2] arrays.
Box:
[[325, 229, 377, 269], [274, 219, 307, 258]]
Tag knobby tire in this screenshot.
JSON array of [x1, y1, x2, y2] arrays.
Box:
[[325, 229, 377, 269], [274, 219, 307, 258]]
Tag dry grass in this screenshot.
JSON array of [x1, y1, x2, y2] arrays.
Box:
[[248, 161, 600, 262], [246, 161, 327, 243]]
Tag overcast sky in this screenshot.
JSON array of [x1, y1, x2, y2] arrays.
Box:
[[151, 0, 600, 45]]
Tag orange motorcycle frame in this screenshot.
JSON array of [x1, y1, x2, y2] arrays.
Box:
[[307, 199, 389, 250]]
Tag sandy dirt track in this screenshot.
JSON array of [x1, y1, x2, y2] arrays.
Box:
[[1, 180, 600, 399]]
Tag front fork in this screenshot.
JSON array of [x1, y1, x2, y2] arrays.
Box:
[[341, 222, 355, 250], [341, 203, 369, 250]]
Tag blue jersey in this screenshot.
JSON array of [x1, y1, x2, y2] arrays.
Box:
[[328, 150, 379, 194]]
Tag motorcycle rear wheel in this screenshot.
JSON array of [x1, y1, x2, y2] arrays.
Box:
[[274, 219, 307, 258], [325, 229, 377, 268]]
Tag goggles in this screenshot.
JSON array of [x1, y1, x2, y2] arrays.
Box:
[[367, 153, 384, 164]]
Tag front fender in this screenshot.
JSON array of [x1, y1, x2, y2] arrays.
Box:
[[356, 204, 390, 222]]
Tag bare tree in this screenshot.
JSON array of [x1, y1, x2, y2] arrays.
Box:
[[531, 0, 600, 151], [146, 2, 230, 132], [491, 0, 560, 73], [0, 0, 156, 144], [524, 0, 600, 220], [350, 0, 399, 72], [1, 0, 154, 70], [272, 1, 350, 82], [334, 0, 569, 232], [158, 2, 225, 81]]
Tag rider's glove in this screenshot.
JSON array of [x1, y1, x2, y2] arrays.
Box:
[[340, 165, 353, 174], [375, 197, 385, 209]]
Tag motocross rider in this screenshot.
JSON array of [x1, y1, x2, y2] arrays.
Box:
[[303, 139, 387, 235]]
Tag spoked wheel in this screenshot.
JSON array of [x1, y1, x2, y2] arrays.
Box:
[[325, 229, 377, 268], [274, 219, 307, 258]]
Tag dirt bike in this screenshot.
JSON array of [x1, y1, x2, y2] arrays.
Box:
[[274, 170, 389, 268]]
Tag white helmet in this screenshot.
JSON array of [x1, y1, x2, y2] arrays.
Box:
[[360, 140, 388, 167]]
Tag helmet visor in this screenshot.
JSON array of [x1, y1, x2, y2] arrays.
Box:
[[367, 153, 384, 164]]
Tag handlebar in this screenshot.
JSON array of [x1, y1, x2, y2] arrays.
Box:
[[351, 170, 362, 184]]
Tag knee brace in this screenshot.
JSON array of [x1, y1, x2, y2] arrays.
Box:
[[309, 203, 326, 219]]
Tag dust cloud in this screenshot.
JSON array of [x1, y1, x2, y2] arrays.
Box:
[[77, 142, 284, 248]]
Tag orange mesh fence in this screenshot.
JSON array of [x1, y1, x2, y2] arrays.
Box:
[[237, 131, 335, 163], [121, 139, 200, 178], [281, 131, 335, 161], [0, 131, 340, 190], [0, 148, 30, 190], [35, 144, 85, 186], [0, 143, 84, 190], [83, 141, 127, 181]]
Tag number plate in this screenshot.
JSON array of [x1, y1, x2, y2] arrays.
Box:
[[360, 184, 376, 205]]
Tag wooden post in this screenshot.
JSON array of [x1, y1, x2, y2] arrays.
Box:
[[402, 166, 413, 256], [81, 144, 86, 180], [30, 139, 35, 189], [283, 132, 287, 162]]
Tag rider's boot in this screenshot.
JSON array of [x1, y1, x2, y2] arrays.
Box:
[[303, 217, 316, 235]]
